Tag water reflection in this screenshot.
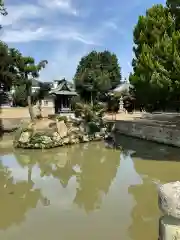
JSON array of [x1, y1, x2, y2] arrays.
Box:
[[0, 136, 180, 240], [74, 147, 120, 213], [13, 143, 120, 214], [0, 158, 49, 230]]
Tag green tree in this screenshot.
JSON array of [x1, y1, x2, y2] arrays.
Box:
[[129, 4, 180, 111], [74, 50, 121, 103], [36, 82, 51, 118], [166, 0, 180, 29], [13, 85, 27, 107], [16, 57, 48, 121]]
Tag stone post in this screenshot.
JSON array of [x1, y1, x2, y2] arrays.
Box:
[[158, 181, 180, 240], [118, 96, 124, 113]]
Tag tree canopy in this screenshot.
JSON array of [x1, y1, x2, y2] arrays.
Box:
[[74, 50, 121, 103], [129, 4, 180, 111]]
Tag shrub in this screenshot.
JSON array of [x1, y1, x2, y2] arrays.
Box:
[[57, 115, 68, 123], [87, 121, 100, 135], [106, 95, 119, 112], [71, 95, 81, 110]]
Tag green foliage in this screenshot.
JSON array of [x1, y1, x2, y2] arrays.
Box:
[[13, 85, 27, 107], [57, 116, 68, 123], [74, 50, 121, 103], [37, 82, 51, 100], [130, 4, 180, 111], [13, 84, 40, 107], [166, 0, 180, 29], [0, 44, 22, 91], [70, 95, 81, 110], [87, 122, 100, 135], [106, 94, 119, 112]]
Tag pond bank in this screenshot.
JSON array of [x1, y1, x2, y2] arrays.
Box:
[[114, 118, 180, 148]]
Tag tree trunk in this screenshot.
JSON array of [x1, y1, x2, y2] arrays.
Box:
[[38, 99, 42, 118], [28, 165, 32, 183], [91, 92, 93, 106], [27, 95, 35, 122]]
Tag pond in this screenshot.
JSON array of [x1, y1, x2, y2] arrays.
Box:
[[0, 134, 180, 240]]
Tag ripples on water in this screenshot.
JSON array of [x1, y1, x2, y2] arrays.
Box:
[[0, 135, 180, 240]]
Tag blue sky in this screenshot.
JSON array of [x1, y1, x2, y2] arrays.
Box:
[[0, 0, 166, 82]]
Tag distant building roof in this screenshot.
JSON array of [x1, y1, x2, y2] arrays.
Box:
[[113, 82, 133, 93], [31, 79, 40, 87], [50, 79, 77, 96]]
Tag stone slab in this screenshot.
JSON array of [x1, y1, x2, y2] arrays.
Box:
[[159, 216, 180, 240], [158, 182, 180, 219]]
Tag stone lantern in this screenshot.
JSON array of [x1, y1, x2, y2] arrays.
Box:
[[119, 96, 124, 113], [158, 181, 180, 240]]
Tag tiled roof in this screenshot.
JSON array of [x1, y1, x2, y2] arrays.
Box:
[[50, 79, 77, 95]]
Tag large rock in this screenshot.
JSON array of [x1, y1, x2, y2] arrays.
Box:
[[94, 132, 102, 141], [19, 131, 31, 144], [41, 136, 52, 144], [158, 181, 180, 219], [56, 120, 68, 138], [79, 122, 87, 133], [52, 132, 61, 142], [69, 134, 79, 144], [82, 135, 89, 142], [68, 126, 80, 135], [62, 137, 70, 145], [159, 216, 180, 240]]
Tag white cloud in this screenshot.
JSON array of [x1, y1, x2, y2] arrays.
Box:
[[0, 4, 43, 26], [104, 20, 118, 30], [38, 0, 78, 16], [0, 0, 96, 45], [0, 0, 78, 27], [0, 0, 116, 80], [1, 26, 97, 44]]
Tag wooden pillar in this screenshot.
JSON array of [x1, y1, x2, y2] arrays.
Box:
[[54, 96, 58, 114]]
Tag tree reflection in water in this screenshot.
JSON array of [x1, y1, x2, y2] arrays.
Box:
[[14, 142, 120, 213], [0, 159, 50, 230]]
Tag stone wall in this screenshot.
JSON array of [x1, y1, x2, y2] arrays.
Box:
[[114, 120, 180, 147]]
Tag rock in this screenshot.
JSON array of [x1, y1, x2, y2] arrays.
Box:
[[159, 216, 180, 240], [79, 122, 87, 133], [69, 116, 82, 124], [158, 181, 180, 219], [52, 132, 61, 142], [56, 120, 68, 138], [69, 134, 79, 144], [100, 127, 106, 135], [19, 131, 31, 144], [41, 136, 52, 144], [68, 126, 80, 134], [35, 143, 40, 148], [82, 135, 89, 142], [94, 132, 102, 141], [62, 137, 70, 145]]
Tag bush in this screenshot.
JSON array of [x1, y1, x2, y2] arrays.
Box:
[[106, 95, 119, 112], [92, 102, 105, 112], [57, 115, 68, 123], [73, 102, 94, 122], [71, 95, 81, 110], [87, 121, 100, 135]]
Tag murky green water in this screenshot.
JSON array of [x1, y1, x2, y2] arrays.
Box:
[[0, 135, 180, 240]]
